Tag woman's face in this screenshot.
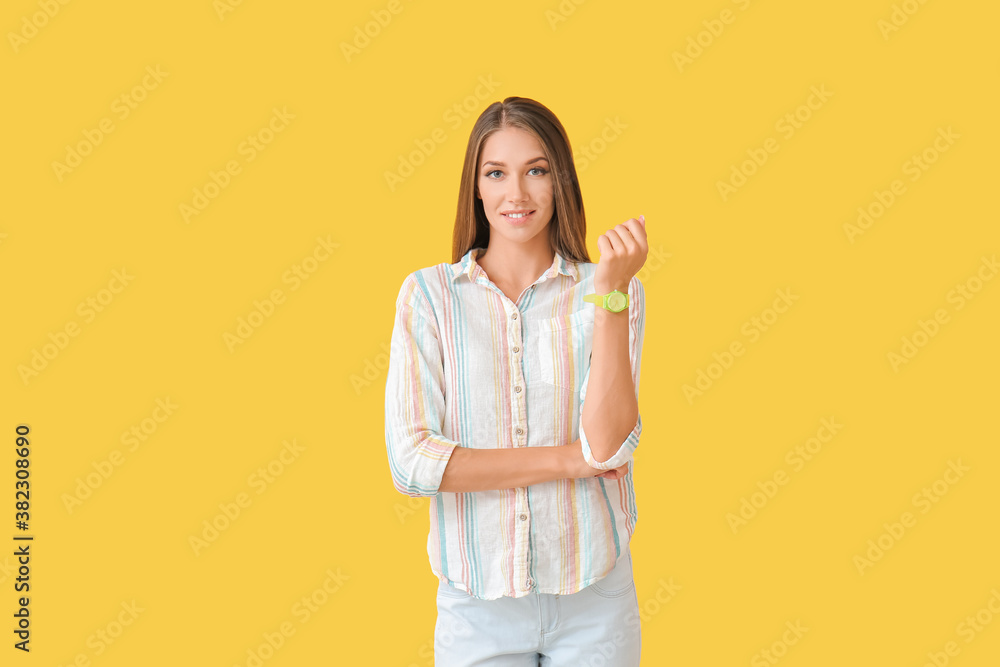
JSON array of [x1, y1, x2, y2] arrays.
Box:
[[476, 127, 555, 251]]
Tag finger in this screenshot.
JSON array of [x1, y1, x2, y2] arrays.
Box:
[[613, 224, 638, 254], [617, 219, 646, 249], [622, 222, 648, 258], [622, 218, 648, 247], [596, 233, 612, 257], [604, 466, 626, 479], [602, 229, 623, 253]]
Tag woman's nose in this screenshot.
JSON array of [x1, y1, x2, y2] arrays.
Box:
[[507, 176, 527, 202]]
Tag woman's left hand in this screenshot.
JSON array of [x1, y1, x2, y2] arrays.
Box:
[[594, 215, 649, 294], [595, 465, 630, 480]]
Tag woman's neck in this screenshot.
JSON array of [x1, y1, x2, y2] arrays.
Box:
[[476, 244, 554, 292]]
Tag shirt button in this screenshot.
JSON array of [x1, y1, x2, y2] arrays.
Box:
[[512, 346, 519, 353], [515, 427, 523, 435], [519, 513, 527, 521], [511, 312, 518, 320], [514, 386, 521, 393]]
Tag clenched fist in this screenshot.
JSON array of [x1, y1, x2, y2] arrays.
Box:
[[594, 215, 648, 294]]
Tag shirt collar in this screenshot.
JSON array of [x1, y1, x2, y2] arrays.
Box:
[[451, 247, 580, 284]]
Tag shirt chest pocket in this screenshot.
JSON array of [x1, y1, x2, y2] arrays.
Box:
[[535, 308, 595, 392]]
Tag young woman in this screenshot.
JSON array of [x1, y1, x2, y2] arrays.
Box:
[[385, 96, 648, 665]]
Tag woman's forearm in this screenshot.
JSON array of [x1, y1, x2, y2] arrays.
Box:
[[581, 279, 639, 463], [438, 440, 599, 492]]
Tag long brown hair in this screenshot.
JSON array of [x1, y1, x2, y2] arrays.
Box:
[[451, 97, 589, 265]]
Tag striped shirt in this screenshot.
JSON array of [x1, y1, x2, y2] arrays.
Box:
[[384, 246, 645, 600]]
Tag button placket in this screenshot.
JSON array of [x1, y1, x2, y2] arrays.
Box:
[[512, 482, 530, 594], [510, 306, 527, 447], [518, 495, 531, 592], [506, 301, 532, 591]]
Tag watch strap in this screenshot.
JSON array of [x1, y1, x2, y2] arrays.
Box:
[[584, 289, 629, 312]]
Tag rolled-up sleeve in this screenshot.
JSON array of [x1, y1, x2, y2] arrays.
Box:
[[579, 276, 645, 470], [384, 276, 460, 497]]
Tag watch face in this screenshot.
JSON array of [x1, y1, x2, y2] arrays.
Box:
[[608, 292, 627, 312]]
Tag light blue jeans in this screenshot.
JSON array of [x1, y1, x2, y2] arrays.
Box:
[[434, 549, 641, 666]]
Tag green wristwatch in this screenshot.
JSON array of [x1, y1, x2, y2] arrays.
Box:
[[584, 289, 629, 313]]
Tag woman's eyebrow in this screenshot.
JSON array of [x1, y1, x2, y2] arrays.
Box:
[[482, 156, 549, 167]]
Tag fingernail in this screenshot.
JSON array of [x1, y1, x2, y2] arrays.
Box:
[[639, 215, 645, 223]]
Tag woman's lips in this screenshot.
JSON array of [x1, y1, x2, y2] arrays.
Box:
[[502, 210, 535, 224]]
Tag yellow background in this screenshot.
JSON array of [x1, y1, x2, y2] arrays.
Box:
[[2, 0, 998, 664]]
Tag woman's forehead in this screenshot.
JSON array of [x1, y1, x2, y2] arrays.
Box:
[[480, 128, 547, 164]]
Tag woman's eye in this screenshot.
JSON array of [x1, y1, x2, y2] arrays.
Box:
[[485, 167, 547, 178]]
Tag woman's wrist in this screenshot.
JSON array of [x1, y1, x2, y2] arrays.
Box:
[[558, 440, 590, 479], [593, 279, 630, 295]]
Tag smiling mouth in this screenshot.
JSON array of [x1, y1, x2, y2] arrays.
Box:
[[502, 210, 535, 220]]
